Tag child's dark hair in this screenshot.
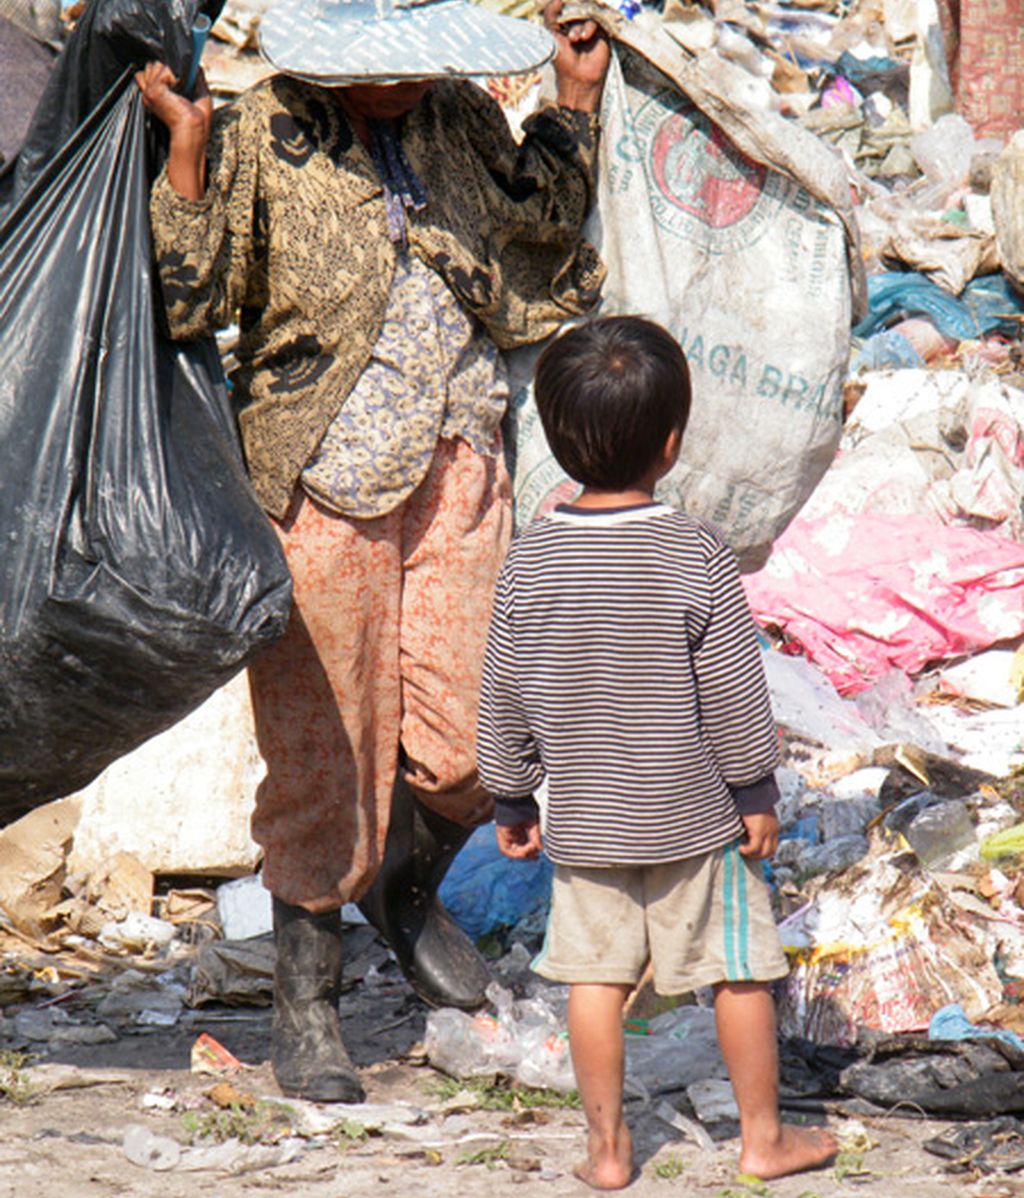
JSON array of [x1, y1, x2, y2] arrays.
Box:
[[534, 316, 691, 491]]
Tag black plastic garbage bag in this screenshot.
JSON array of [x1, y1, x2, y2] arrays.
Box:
[[841, 1035, 1024, 1118], [0, 3, 292, 821]]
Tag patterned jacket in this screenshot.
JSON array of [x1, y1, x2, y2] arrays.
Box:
[[150, 75, 604, 517]]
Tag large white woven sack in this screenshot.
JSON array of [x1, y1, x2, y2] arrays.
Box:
[[509, 12, 864, 571]]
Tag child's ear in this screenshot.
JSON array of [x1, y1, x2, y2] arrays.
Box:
[[662, 428, 682, 468]]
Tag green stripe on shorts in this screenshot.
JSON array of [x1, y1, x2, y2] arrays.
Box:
[[723, 841, 737, 978], [734, 842, 753, 981], [723, 840, 753, 982]]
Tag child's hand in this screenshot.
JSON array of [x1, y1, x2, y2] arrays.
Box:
[[496, 819, 543, 860], [739, 811, 779, 860]]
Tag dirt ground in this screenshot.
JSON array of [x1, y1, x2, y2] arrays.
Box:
[[1, 960, 1018, 1198]]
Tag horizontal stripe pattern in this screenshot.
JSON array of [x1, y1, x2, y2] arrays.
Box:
[[477, 504, 778, 866]]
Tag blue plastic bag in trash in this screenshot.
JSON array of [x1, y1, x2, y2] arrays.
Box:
[[439, 826, 554, 940], [854, 271, 1024, 342]]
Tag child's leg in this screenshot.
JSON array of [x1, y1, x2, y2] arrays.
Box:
[[567, 982, 634, 1191], [714, 981, 836, 1180]]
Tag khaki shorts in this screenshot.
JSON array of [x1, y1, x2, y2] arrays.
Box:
[[533, 840, 789, 995]]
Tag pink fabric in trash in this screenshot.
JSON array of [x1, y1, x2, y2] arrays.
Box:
[[743, 513, 1024, 695]]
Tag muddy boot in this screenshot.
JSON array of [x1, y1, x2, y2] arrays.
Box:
[[271, 897, 365, 1102], [358, 780, 492, 1010]]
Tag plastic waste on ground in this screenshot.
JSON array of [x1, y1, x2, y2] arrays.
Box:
[[216, 874, 273, 941], [425, 981, 575, 1092], [854, 272, 1024, 342], [992, 131, 1024, 286], [849, 327, 923, 373], [793, 834, 871, 880], [97, 912, 177, 953], [424, 982, 730, 1098], [622, 1006, 728, 1100], [822, 795, 881, 841], [921, 703, 1024, 778], [929, 1002, 1024, 1053], [122, 1124, 303, 1174], [749, 514, 1024, 695], [842, 1038, 1024, 1118], [980, 823, 1024, 863], [853, 671, 946, 755], [760, 649, 882, 752], [911, 113, 977, 188], [0, 0, 291, 818], [939, 648, 1024, 709], [685, 1077, 738, 1124], [186, 937, 276, 1008], [904, 798, 977, 869], [924, 1118, 1024, 1173]]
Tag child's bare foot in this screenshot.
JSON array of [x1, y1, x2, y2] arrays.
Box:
[[573, 1121, 634, 1190], [739, 1124, 837, 1180]]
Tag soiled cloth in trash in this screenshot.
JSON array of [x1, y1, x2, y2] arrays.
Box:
[[249, 438, 511, 907], [936, 0, 1024, 140], [301, 253, 508, 518], [0, 15, 55, 168], [149, 74, 603, 518]]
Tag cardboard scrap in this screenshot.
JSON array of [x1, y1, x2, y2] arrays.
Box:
[[0, 797, 80, 941], [86, 851, 153, 919]]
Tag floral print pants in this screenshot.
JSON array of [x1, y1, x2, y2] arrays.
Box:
[[249, 437, 512, 907]]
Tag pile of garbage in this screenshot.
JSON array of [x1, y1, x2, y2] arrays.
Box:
[[1, 0, 1024, 1179]]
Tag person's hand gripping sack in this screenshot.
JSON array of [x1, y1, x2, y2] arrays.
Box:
[[543, 0, 610, 112]]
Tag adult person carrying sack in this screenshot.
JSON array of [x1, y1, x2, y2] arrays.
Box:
[[137, 0, 608, 1103]]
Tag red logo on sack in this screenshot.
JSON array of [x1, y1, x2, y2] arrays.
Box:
[[650, 111, 765, 228]]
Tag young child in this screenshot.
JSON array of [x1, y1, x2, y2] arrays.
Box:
[[477, 316, 836, 1190]]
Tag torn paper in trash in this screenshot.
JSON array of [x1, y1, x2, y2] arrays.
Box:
[[778, 844, 1003, 1046], [508, 4, 863, 572]]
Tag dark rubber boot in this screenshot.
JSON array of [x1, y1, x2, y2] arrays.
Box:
[[358, 779, 492, 1010], [271, 897, 366, 1103]]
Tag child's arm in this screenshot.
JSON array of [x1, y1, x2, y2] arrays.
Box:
[[477, 562, 546, 849], [692, 536, 781, 826]]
